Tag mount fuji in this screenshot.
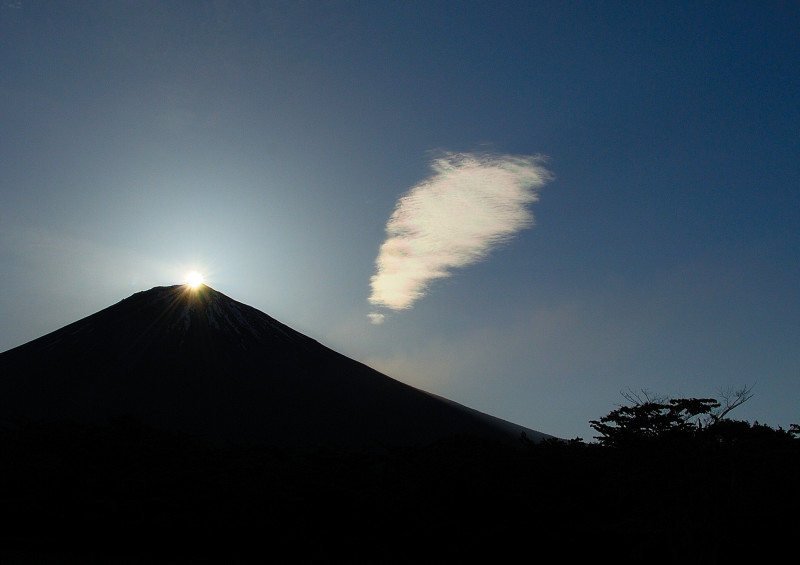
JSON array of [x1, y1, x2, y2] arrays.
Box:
[[0, 284, 550, 448]]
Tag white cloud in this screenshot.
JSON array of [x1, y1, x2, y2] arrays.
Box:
[[368, 152, 552, 321], [366, 312, 385, 325]]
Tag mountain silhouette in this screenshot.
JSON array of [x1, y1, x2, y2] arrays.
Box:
[[0, 284, 550, 448]]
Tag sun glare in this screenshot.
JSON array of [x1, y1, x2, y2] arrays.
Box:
[[185, 271, 205, 289]]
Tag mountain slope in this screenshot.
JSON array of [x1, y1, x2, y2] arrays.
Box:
[[0, 284, 550, 448]]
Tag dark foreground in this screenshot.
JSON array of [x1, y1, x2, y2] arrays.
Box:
[[1, 418, 797, 564]]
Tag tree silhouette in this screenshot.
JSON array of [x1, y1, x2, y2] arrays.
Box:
[[590, 396, 719, 447], [589, 386, 755, 448]]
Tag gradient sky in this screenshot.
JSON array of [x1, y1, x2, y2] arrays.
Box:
[[1, 1, 798, 441]]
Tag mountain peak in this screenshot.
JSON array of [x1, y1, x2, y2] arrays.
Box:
[[0, 285, 551, 448], [98, 284, 308, 352]]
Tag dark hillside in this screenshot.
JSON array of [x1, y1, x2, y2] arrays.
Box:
[[0, 419, 797, 564], [0, 285, 548, 449], [1, 286, 796, 563]]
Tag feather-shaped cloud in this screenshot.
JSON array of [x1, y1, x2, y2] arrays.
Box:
[[369, 152, 553, 321]]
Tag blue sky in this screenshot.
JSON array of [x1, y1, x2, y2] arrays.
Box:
[[1, 1, 798, 440]]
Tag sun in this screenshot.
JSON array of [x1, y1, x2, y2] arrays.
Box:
[[185, 271, 205, 289]]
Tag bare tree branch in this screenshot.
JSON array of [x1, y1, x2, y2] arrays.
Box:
[[620, 388, 667, 407], [712, 384, 755, 422]]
